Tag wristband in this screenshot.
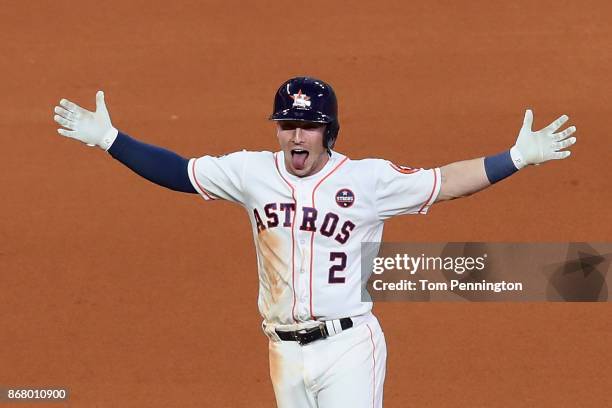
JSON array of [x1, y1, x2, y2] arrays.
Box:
[[484, 150, 520, 184]]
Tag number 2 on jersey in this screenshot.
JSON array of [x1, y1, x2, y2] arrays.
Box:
[[328, 252, 347, 283]]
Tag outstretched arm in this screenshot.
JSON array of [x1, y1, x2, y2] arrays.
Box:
[[435, 109, 577, 202], [53, 91, 197, 194]]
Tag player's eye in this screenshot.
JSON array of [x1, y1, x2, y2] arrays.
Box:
[[278, 121, 324, 131], [279, 122, 298, 130]]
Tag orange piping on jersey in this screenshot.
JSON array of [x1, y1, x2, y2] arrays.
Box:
[[273, 153, 298, 323], [389, 162, 421, 174], [367, 324, 376, 408], [308, 156, 349, 319], [418, 168, 439, 214], [190, 159, 214, 200]]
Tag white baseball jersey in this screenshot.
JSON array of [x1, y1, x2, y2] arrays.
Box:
[[187, 150, 440, 330]]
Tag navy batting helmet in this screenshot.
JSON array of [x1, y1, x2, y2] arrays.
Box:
[[269, 77, 340, 150]]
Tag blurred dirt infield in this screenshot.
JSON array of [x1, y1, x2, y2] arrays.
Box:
[[1, 1, 611, 407]]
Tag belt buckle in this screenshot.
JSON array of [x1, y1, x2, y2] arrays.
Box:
[[298, 324, 329, 346], [295, 328, 308, 345]]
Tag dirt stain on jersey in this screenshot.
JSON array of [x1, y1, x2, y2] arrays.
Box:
[[257, 229, 290, 305]]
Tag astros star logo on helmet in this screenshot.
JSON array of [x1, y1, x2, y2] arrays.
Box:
[[290, 89, 311, 109]]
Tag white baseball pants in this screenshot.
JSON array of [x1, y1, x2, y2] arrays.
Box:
[[268, 313, 387, 408]]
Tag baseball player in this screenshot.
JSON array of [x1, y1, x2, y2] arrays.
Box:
[[53, 77, 577, 407]]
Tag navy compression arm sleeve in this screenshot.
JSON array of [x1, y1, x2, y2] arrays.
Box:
[[107, 132, 197, 194]]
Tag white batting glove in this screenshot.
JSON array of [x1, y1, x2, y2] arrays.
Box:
[[53, 91, 118, 151], [510, 109, 577, 169]]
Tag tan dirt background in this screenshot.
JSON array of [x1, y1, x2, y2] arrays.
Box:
[[1, 0, 611, 407]]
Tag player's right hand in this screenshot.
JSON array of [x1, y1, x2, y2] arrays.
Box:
[[510, 109, 577, 169], [53, 91, 118, 151]]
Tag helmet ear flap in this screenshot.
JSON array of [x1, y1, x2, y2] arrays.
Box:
[[324, 120, 340, 150]]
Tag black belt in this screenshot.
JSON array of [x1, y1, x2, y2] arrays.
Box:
[[276, 318, 353, 345]]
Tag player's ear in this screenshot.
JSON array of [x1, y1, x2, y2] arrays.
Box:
[[274, 122, 283, 144]]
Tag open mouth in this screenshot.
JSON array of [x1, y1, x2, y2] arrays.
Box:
[[291, 149, 309, 170]]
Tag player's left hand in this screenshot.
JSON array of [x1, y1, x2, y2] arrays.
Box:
[[510, 109, 577, 169], [53, 91, 118, 151]]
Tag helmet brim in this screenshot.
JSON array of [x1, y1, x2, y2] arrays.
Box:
[[269, 108, 333, 123]]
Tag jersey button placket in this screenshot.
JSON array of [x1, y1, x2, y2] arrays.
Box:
[[296, 231, 310, 319], [295, 185, 311, 321]]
